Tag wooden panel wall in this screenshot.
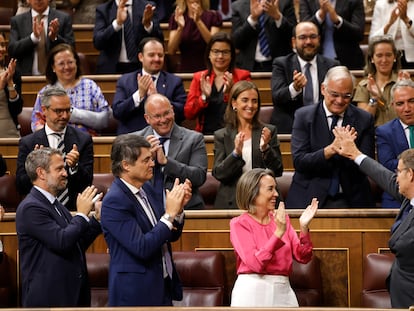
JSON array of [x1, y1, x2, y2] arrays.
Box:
[[0, 209, 397, 308]]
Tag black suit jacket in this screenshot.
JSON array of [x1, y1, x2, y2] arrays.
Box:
[[300, 0, 365, 69], [8, 9, 74, 75], [231, 0, 297, 71], [359, 156, 414, 308], [286, 102, 375, 208], [93, 0, 164, 73], [16, 126, 94, 211], [16, 187, 102, 307], [270, 53, 339, 133]]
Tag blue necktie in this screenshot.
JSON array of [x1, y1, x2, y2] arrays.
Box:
[[258, 14, 271, 58], [328, 115, 340, 196], [303, 63, 314, 105], [391, 204, 413, 233], [322, 4, 336, 59], [124, 12, 137, 61]]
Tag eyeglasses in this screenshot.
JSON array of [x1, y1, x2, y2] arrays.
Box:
[[296, 34, 319, 41], [210, 49, 231, 57], [325, 88, 353, 100], [54, 60, 76, 69], [147, 109, 173, 121], [47, 107, 73, 115], [395, 167, 410, 175]]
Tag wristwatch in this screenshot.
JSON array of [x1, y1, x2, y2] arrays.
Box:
[[368, 98, 378, 107], [201, 94, 208, 102], [162, 213, 174, 223]]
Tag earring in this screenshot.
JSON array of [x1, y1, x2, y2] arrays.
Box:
[[233, 107, 237, 111], [394, 59, 397, 62]]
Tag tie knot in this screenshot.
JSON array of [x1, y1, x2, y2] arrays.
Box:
[[152, 76, 157, 82], [137, 188, 147, 199], [158, 137, 169, 145], [409, 125, 414, 130], [37, 14, 45, 22], [305, 62, 312, 69]]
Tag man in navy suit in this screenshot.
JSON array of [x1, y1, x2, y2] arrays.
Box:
[[286, 66, 375, 208], [8, 0, 74, 75], [231, 0, 297, 71], [300, 0, 365, 69], [16, 148, 102, 307], [101, 134, 191, 306], [16, 86, 94, 211], [112, 37, 187, 134], [93, 0, 164, 74], [376, 79, 414, 208], [271, 21, 339, 133], [135, 93, 207, 209], [335, 130, 414, 308]]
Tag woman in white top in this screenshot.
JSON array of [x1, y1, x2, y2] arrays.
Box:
[[370, 0, 414, 68]]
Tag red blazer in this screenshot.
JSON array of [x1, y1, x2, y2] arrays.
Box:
[[184, 68, 251, 133]]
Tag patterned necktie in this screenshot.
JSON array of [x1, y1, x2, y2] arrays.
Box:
[[52, 133, 69, 206], [409, 125, 414, 148], [258, 14, 271, 58], [37, 14, 47, 74], [303, 63, 314, 105], [328, 115, 340, 196], [124, 12, 137, 62]]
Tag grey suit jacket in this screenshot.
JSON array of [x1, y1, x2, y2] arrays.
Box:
[[270, 53, 340, 133], [231, 0, 297, 71], [135, 124, 207, 209], [213, 124, 283, 209], [359, 156, 414, 308], [8, 9, 74, 75]]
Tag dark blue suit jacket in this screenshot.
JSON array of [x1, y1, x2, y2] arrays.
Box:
[[101, 178, 183, 306], [376, 118, 410, 208], [270, 53, 340, 133], [16, 126, 94, 211], [300, 0, 365, 69], [112, 70, 187, 134], [231, 0, 297, 71], [9, 9, 74, 75], [359, 156, 414, 308], [16, 187, 102, 307], [286, 102, 375, 208], [93, 0, 164, 73]]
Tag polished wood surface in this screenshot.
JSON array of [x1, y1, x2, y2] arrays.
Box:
[[0, 209, 398, 308]]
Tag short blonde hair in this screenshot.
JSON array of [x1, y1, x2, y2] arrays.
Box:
[[236, 168, 275, 213]]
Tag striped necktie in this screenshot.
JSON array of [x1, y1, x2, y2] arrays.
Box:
[[52, 133, 69, 206], [124, 11, 137, 62], [258, 14, 271, 58]]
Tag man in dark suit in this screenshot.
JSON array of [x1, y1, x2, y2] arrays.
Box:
[[16, 148, 102, 307], [135, 93, 207, 209], [286, 66, 375, 208], [376, 79, 414, 208], [231, 0, 297, 71], [271, 21, 339, 133], [334, 128, 414, 308], [16, 86, 94, 211], [93, 0, 164, 74], [300, 0, 365, 69], [113, 37, 187, 134], [101, 134, 191, 306], [8, 0, 74, 75]]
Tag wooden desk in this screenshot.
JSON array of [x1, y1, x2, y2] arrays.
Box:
[[0, 209, 397, 308]]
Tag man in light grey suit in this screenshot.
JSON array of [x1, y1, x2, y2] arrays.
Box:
[[334, 127, 414, 308], [9, 0, 74, 75], [135, 94, 207, 209]]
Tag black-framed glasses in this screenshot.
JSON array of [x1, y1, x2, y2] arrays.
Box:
[[325, 88, 353, 100], [210, 49, 231, 56], [47, 107, 73, 115]]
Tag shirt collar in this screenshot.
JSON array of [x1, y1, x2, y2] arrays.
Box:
[[297, 55, 317, 70], [34, 185, 55, 204], [31, 7, 50, 18], [45, 124, 67, 136], [322, 101, 344, 118]]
